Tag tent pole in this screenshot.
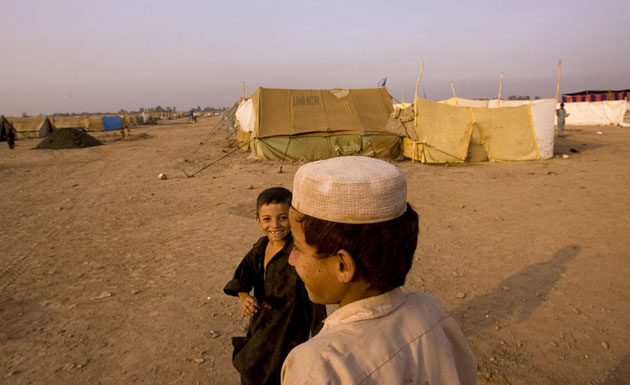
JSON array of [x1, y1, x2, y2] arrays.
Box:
[[555, 59, 562, 101], [279, 137, 292, 173], [497, 72, 503, 107], [450, 82, 457, 99], [414, 61, 424, 99]]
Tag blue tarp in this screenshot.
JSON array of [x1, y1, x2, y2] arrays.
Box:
[[103, 117, 123, 131]]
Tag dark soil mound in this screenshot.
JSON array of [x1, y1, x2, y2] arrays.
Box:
[[36, 128, 103, 149]]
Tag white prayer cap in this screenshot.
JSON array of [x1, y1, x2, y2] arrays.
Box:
[[292, 156, 407, 224]]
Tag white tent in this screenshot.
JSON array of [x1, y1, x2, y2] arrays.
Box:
[[560, 100, 630, 126]]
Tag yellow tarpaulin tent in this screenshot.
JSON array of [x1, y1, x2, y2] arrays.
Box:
[[403, 98, 541, 163]]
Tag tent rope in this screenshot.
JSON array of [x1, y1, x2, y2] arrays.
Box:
[[182, 119, 224, 163], [278, 136, 293, 173], [184, 144, 242, 178]]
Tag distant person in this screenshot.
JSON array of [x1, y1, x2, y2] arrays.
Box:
[[557, 102, 570, 137], [7, 126, 15, 149], [281, 156, 477, 385], [224, 187, 326, 385]]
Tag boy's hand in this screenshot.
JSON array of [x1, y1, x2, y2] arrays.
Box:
[[238, 293, 260, 316]]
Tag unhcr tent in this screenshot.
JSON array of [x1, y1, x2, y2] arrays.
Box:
[[237, 87, 400, 161], [401, 97, 555, 163], [1, 115, 14, 141], [8, 117, 55, 139]]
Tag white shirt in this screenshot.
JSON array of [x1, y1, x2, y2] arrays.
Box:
[[281, 288, 477, 385]]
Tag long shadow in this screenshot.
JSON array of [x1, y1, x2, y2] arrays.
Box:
[[450, 245, 580, 337], [554, 134, 605, 155], [603, 354, 630, 385]]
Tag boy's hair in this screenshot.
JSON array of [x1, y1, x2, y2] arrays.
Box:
[[295, 204, 419, 292], [256, 187, 292, 216]]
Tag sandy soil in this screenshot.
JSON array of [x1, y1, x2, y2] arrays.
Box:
[[1, 117, 629, 385]]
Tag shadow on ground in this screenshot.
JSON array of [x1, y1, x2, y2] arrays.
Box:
[[603, 354, 630, 385], [554, 133, 605, 155], [451, 245, 580, 337]]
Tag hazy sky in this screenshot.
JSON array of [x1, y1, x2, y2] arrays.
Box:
[[1, 0, 628, 116]]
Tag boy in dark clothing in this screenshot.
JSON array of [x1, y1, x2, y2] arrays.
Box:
[[224, 187, 326, 385]]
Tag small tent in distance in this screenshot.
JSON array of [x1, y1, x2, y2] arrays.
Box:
[[7, 117, 55, 139]]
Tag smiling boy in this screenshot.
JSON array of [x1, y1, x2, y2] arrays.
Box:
[[224, 187, 326, 385], [281, 157, 477, 385]]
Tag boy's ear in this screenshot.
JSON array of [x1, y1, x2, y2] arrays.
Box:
[[335, 249, 356, 284]]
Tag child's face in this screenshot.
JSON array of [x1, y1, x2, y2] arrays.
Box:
[[256, 203, 290, 242], [289, 208, 345, 304]]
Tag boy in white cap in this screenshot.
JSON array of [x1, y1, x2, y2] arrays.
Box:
[[281, 156, 477, 385]]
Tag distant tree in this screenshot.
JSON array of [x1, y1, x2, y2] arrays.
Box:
[[155, 105, 164, 112], [507, 95, 537, 101], [166, 106, 172, 112], [22, 112, 28, 117], [119, 108, 128, 114]]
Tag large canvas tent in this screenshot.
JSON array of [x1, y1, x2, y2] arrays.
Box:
[[236, 87, 400, 161], [399, 97, 556, 163], [7, 117, 55, 139]]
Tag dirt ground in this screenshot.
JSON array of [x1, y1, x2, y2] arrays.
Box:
[[1, 116, 629, 385]]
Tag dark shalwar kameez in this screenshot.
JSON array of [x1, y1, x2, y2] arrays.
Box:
[[224, 234, 326, 385]]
